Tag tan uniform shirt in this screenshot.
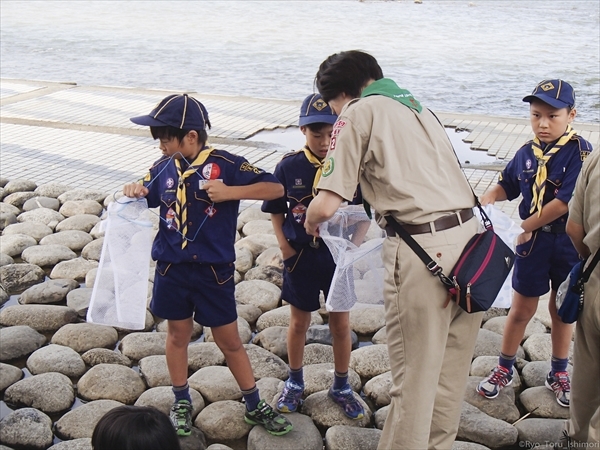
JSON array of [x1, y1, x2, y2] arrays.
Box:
[[569, 149, 600, 255], [317, 95, 474, 225]]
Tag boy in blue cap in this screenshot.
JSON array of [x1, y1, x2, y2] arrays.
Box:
[[477, 80, 593, 407], [261, 93, 365, 419], [123, 94, 292, 436]]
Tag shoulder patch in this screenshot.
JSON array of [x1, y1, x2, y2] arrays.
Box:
[[240, 161, 263, 174], [322, 157, 334, 177]]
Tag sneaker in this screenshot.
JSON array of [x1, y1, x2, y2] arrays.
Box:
[[169, 400, 193, 436], [476, 365, 514, 399], [328, 385, 365, 420], [545, 371, 570, 407], [277, 379, 304, 413], [244, 400, 293, 436]]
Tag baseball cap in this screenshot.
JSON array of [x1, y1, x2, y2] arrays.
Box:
[[130, 94, 210, 129], [523, 79, 576, 109], [299, 93, 337, 126]]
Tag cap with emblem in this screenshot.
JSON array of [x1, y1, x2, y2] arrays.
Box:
[[299, 93, 337, 126], [523, 79, 576, 109], [130, 94, 210, 129]]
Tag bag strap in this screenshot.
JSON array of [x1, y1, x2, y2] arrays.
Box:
[[582, 248, 600, 283]]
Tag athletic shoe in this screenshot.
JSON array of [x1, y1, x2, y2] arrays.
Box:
[[244, 400, 293, 436], [545, 371, 570, 407], [328, 385, 365, 420], [276, 379, 304, 413], [476, 365, 514, 399], [169, 400, 193, 436]]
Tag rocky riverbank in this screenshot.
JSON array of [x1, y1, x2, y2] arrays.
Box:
[[0, 178, 572, 450]]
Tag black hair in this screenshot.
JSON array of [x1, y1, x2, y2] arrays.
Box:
[[315, 50, 384, 103], [150, 125, 210, 146], [91, 405, 182, 450], [305, 122, 333, 133]]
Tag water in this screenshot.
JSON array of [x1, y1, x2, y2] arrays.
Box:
[[1, 0, 598, 122]]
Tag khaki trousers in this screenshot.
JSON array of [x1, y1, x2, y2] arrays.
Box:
[[567, 268, 600, 443], [378, 217, 483, 450]]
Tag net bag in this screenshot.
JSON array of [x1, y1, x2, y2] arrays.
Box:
[[87, 198, 154, 330], [320, 205, 386, 312]]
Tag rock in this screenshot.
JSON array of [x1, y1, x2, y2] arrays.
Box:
[[0, 363, 23, 391], [349, 306, 385, 335], [364, 371, 392, 407], [237, 207, 270, 231], [0, 202, 20, 215], [306, 324, 358, 349], [4, 372, 75, 413], [89, 221, 105, 239], [21, 244, 78, 267], [374, 405, 389, 430], [521, 361, 573, 388], [205, 317, 252, 344], [51, 323, 118, 353], [0, 263, 45, 293], [514, 418, 565, 447], [235, 234, 279, 259], [34, 182, 72, 199], [0, 212, 17, 230], [248, 412, 323, 450], [0, 287, 8, 306], [457, 401, 518, 447], [244, 265, 283, 288], [0, 305, 78, 332], [23, 196, 60, 211], [54, 399, 124, 440], [256, 377, 282, 407], [324, 425, 382, 450], [40, 230, 93, 251], [189, 366, 242, 402], [3, 191, 37, 208], [255, 246, 283, 270], [135, 385, 205, 417], [77, 364, 146, 404], [0, 234, 37, 257], [242, 219, 275, 236], [120, 332, 167, 361], [50, 258, 98, 280], [59, 200, 103, 217], [303, 343, 334, 365], [256, 305, 323, 331], [483, 316, 547, 341], [303, 390, 371, 429], [234, 246, 254, 274], [81, 238, 103, 261], [17, 208, 65, 229], [523, 333, 573, 362], [3, 180, 37, 195], [464, 377, 520, 423], [243, 344, 288, 380], [534, 298, 553, 329], [452, 442, 491, 450], [236, 304, 263, 327], [473, 328, 525, 359], [19, 279, 79, 305], [349, 344, 390, 380], [195, 401, 251, 441], [235, 280, 281, 313], [0, 253, 15, 267], [55, 214, 101, 233], [519, 386, 570, 419], [81, 348, 131, 367], [206, 445, 234, 450], [187, 342, 226, 371], [139, 355, 171, 387], [85, 268, 98, 288], [26, 344, 86, 377], [252, 326, 288, 359], [303, 363, 361, 397], [2, 222, 53, 241], [371, 326, 386, 344], [58, 189, 108, 204], [0, 325, 46, 361], [0, 408, 53, 450], [48, 438, 93, 450], [65, 287, 93, 317]]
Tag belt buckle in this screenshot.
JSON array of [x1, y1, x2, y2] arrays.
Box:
[[541, 225, 551, 233]]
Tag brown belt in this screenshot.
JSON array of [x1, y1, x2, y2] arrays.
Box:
[[385, 208, 474, 236]]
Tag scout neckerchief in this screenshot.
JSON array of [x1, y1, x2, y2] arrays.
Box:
[[174, 146, 214, 248], [303, 145, 324, 197], [530, 125, 576, 217]]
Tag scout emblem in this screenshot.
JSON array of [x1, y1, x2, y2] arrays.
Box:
[[292, 203, 306, 224], [165, 208, 178, 230]]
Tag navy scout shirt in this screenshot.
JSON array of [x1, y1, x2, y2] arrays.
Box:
[[498, 135, 593, 223], [144, 149, 278, 264], [262, 149, 362, 245]]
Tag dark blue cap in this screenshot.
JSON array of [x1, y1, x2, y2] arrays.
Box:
[[130, 94, 210, 129], [523, 79, 576, 109], [299, 93, 337, 126]]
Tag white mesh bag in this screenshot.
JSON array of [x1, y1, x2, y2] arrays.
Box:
[[87, 198, 154, 329], [320, 205, 386, 312]]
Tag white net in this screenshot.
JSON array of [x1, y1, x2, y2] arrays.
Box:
[[320, 205, 386, 312], [87, 198, 154, 330]]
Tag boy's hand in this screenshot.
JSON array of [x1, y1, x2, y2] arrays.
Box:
[[304, 220, 320, 237], [202, 180, 231, 203], [123, 183, 149, 198], [280, 244, 297, 261], [479, 191, 496, 206], [516, 231, 533, 246]]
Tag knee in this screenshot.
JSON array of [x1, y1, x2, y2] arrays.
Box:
[[215, 336, 244, 355], [167, 330, 190, 348], [328, 318, 350, 340], [289, 317, 310, 336], [508, 305, 536, 323]]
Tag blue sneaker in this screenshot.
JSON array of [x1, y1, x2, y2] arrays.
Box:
[[328, 385, 364, 420], [276, 379, 304, 413]]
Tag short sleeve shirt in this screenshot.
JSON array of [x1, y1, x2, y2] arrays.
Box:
[[568, 149, 599, 255]]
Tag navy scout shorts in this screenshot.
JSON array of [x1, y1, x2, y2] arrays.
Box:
[[151, 261, 237, 327], [282, 240, 336, 312], [512, 230, 579, 297]]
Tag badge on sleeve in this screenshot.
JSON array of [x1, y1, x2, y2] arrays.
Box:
[[322, 157, 335, 177]]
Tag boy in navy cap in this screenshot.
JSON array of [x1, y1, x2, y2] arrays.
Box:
[[477, 80, 593, 407], [123, 94, 292, 436], [261, 93, 365, 419]]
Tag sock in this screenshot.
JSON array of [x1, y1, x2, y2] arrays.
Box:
[[288, 367, 304, 386], [551, 356, 568, 376], [498, 353, 516, 373], [333, 371, 349, 390], [172, 383, 192, 403], [242, 385, 261, 411]]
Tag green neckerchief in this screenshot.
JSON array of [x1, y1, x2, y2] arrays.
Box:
[[361, 78, 422, 113]]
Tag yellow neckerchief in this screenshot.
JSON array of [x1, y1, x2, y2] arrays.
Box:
[[303, 146, 324, 197], [530, 125, 576, 217], [174, 146, 213, 248]]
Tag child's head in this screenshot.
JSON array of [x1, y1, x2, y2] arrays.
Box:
[[91, 405, 181, 450], [523, 80, 577, 144], [299, 93, 337, 159], [130, 94, 211, 158]]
